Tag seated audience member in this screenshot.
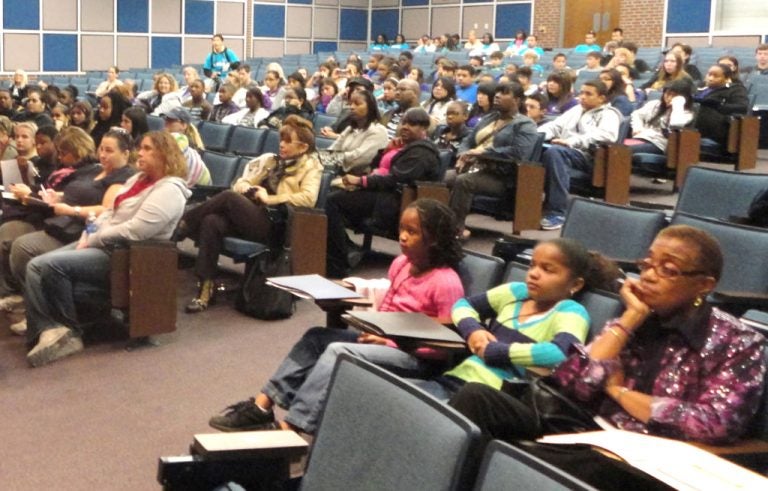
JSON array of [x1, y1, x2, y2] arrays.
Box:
[[365, 53, 384, 79], [120, 107, 149, 145], [319, 78, 375, 139], [408, 67, 430, 94], [538, 80, 622, 230], [208, 83, 240, 123], [431, 35, 449, 55], [236, 64, 258, 91], [421, 77, 456, 128], [505, 30, 528, 57], [446, 82, 539, 239], [694, 63, 749, 151], [0, 89, 16, 118], [222, 71, 246, 109], [544, 71, 577, 117], [433, 101, 471, 155], [222, 87, 269, 127], [573, 31, 602, 53], [397, 51, 413, 79], [670, 43, 703, 82], [615, 62, 646, 105], [522, 51, 544, 74], [163, 108, 204, 153], [514, 67, 539, 97], [176, 116, 321, 313], [626, 79, 695, 156], [578, 51, 604, 75], [599, 68, 634, 116], [136, 72, 178, 114], [261, 70, 286, 111], [153, 66, 203, 117], [91, 91, 132, 148], [524, 92, 551, 126], [716, 55, 744, 85], [376, 77, 399, 115], [58, 85, 78, 108], [23, 131, 190, 366], [618, 42, 647, 71], [467, 82, 496, 128], [549, 53, 572, 75], [0, 116, 17, 160], [390, 33, 409, 51], [181, 80, 212, 121], [374, 57, 399, 86], [326, 90, 388, 178], [50, 103, 69, 130], [7, 69, 29, 106], [451, 225, 766, 453], [4, 129, 137, 335], [208, 199, 465, 433], [259, 87, 314, 130], [743, 43, 768, 76], [381, 79, 421, 139], [517, 35, 544, 57], [407, 238, 618, 401], [605, 47, 638, 74], [642, 51, 691, 92], [475, 33, 500, 57], [464, 30, 483, 51], [314, 78, 338, 114], [324, 108, 440, 278], [12, 87, 54, 128], [455, 65, 479, 104], [171, 132, 210, 189], [369, 33, 389, 52], [94, 66, 124, 98], [486, 51, 506, 79], [286, 71, 313, 103], [68, 101, 95, 134]]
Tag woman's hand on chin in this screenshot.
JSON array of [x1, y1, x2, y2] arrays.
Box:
[[619, 278, 652, 330]]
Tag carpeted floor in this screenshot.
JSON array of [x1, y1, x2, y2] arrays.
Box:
[[1, 153, 766, 490]]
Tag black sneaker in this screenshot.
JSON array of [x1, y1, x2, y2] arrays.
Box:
[[208, 398, 278, 432]]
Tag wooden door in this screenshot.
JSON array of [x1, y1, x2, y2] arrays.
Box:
[[563, 0, 621, 48]]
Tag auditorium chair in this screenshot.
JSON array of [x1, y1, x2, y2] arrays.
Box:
[[674, 166, 768, 222]]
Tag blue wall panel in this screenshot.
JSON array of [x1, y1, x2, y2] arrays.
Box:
[[340, 9, 367, 41], [314, 41, 338, 54], [495, 3, 532, 39], [402, 0, 428, 6], [371, 9, 399, 43], [185, 0, 214, 35], [253, 4, 285, 38], [288, 0, 313, 4], [152, 37, 182, 69], [43, 34, 77, 71], [3, 0, 39, 29], [117, 0, 149, 33], [666, 0, 711, 34]]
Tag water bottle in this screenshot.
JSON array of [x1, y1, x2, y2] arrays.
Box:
[[86, 211, 98, 235]]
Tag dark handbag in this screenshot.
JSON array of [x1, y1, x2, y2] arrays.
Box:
[[43, 215, 85, 244], [235, 247, 295, 320], [502, 375, 600, 435], [316, 149, 346, 174]]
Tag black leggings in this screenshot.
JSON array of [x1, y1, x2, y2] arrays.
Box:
[[183, 191, 273, 279]]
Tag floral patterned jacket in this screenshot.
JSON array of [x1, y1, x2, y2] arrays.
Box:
[[551, 305, 767, 445]]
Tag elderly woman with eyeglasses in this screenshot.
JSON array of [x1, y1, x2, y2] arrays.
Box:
[[451, 225, 766, 448]]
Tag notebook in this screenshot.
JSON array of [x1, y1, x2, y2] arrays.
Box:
[[345, 311, 465, 345], [266, 274, 362, 301]]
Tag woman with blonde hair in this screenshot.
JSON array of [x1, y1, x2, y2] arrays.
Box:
[[23, 131, 190, 367], [642, 51, 691, 92], [137, 72, 179, 114]]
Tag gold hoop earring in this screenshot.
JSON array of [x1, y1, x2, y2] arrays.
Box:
[[693, 296, 703, 308]]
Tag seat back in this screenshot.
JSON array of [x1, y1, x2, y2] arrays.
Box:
[[670, 212, 768, 298], [200, 151, 241, 187], [577, 289, 624, 341], [457, 250, 505, 298], [227, 126, 268, 156], [473, 440, 596, 491], [313, 113, 336, 133], [502, 261, 528, 283], [198, 121, 234, 152], [262, 129, 280, 155], [315, 136, 336, 150], [302, 355, 482, 491], [675, 167, 768, 222], [562, 198, 666, 266]]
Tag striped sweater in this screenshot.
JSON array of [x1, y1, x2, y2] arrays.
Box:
[[445, 282, 589, 389]]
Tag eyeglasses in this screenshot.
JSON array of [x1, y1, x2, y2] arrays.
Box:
[[635, 258, 707, 280]]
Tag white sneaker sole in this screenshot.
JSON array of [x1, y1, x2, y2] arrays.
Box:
[[27, 332, 84, 367]]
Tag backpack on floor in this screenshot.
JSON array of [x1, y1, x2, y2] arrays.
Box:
[[235, 247, 295, 320]]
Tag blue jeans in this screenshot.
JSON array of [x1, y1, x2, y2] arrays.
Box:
[[542, 145, 592, 216], [24, 244, 111, 343], [265, 329, 436, 433]]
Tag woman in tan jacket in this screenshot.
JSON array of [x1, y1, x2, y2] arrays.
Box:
[[177, 116, 322, 312]]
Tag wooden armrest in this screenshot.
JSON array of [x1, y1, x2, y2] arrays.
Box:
[[592, 144, 631, 204]]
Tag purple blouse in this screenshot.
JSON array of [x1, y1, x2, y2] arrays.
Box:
[[551, 306, 766, 445]]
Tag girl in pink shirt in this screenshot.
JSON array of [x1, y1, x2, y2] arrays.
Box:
[[209, 199, 465, 434]]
